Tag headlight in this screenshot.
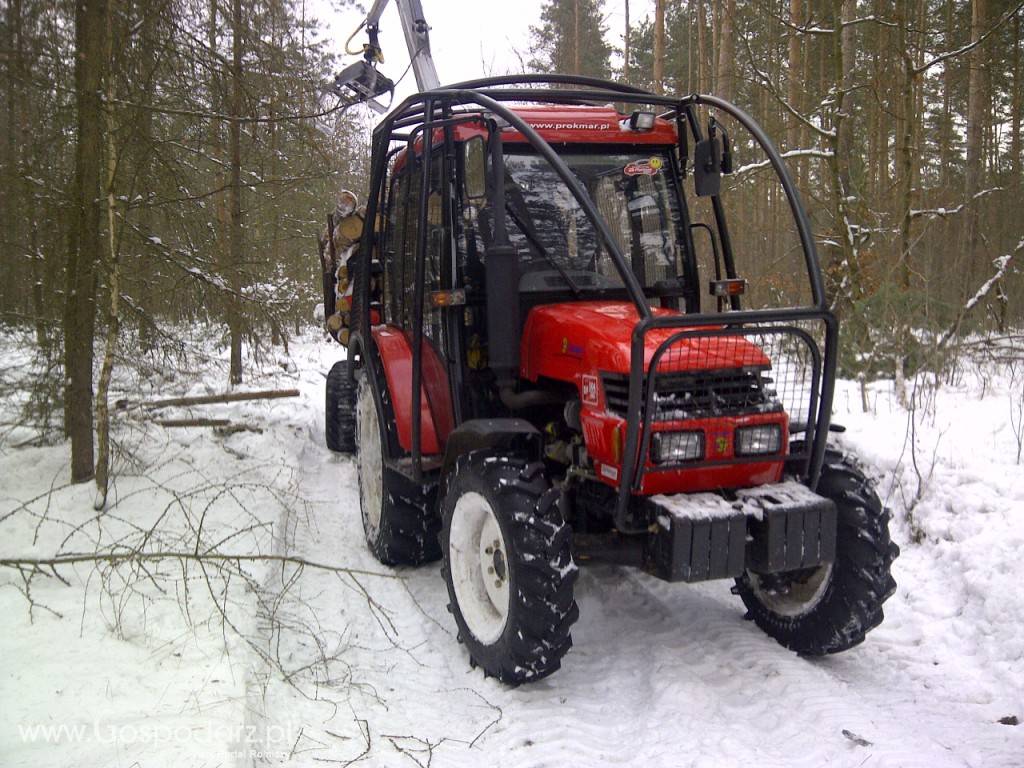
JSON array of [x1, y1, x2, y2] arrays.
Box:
[[735, 425, 782, 456], [651, 431, 704, 464]]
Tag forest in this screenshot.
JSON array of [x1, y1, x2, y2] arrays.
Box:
[[1, 0, 1020, 487], [2, 2, 1023, 766]]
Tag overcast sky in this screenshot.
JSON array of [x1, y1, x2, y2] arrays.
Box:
[[312, 0, 646, 112]]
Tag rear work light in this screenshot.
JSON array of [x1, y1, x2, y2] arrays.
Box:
[[735, 425, 782, 457], [709, 278, 747, 297], [624, 110, 656, 131], [651, 431, 704, 464]]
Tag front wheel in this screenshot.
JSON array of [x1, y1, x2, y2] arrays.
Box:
[[734, 450, 899, 655], [441, 455, 579, 684]]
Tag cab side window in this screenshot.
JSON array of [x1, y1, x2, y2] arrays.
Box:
[[380, 153, 448, 357]]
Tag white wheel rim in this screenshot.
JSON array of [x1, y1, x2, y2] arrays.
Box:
[[356, 379, 383, 540], [749, 562, 834, 618], [448, 492, 510, 645]]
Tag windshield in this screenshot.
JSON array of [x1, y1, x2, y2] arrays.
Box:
[[461, 149, 687, 294]]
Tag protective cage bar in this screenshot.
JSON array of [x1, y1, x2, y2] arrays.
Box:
[[634, 323, 824, 477], [351, 75, 837, 505]]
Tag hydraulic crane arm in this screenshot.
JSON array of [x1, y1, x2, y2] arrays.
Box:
[[362, 0, 440, 92], [330, 0, 440, 111]]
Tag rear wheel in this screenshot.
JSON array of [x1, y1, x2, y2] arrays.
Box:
[[325, 360, 356, 453], [734, 450, 899, 655], [355, 375, 441, 565], [441, 455, 579, 684]]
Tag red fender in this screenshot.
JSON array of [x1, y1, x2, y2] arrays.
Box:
[[371, 326, 454, 455]]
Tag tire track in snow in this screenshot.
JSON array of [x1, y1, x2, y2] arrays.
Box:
[[253, 340, 1022, 767]]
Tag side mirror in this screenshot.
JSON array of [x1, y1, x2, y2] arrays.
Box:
[[694, 137, 721, 197], [463, 136, 487, 202]]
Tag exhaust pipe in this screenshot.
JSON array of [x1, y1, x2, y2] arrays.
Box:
[[485, 124, 520, 391]]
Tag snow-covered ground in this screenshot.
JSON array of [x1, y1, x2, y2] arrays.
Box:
[[1, 328, 1022, 767]]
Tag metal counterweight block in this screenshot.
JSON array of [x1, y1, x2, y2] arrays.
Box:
[[644, 481, 838, 583]]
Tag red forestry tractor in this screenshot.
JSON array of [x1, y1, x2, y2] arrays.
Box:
[[318, 0, 898, 683]]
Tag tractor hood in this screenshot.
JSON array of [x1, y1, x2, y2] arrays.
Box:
[[519, 301, 771, 383]]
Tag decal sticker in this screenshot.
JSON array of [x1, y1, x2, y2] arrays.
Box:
[[623, 156, 664, 177], [581, 375, 599, 406], [560, 336, 584, 358], [600, 463, 619, 481], [526, 121, 612, 131]]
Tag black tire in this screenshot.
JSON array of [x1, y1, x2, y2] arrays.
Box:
[[355, 373, 441, 565], [734, 449, 899, 655], [325, 360, 356, 453], [440, 454, 579, 684]]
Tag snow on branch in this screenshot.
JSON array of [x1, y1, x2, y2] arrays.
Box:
[[742, 38, 836, 140], [733, 148, 834, 176], [910, 187, 1004, 219], [937, 240, 1021, 349], [774, 13, 901, 35], [915, 0, 1024, 75], [962, 252, 1016, 315]]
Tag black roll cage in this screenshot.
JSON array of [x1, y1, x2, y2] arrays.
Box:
[[352, 74, 838, 528]]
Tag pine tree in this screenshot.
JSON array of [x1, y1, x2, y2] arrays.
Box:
[[529, 0, 613, 79]]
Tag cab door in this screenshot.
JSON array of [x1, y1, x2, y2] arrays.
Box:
[[376, 147, 456, 458]]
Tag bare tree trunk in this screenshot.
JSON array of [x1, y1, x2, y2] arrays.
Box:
[[866, 0, 877, 197], [687, 2, 694, 92], [711, 0, 721, 91], [827, 0, 859, 298], [9, 0, 47, 347], [227, 0, 244, 384], [716, 0, 736, 101], [1013, 13, 1021, 183], [787, 0, 804, 157], [623, 0, 631, 83], [135, 4, 158, 353], [892, 0, 917, 293], [837, 0, 856, 196], [964, 0, 987, 278], [1, 0, 18, 320], [653, 0, 666, 94], [95, 0, 121, 509], [64, 0, 108, 482], [696, 0, 707, 92], [939, 0, 954, 188], [573, 0, 581, 76]]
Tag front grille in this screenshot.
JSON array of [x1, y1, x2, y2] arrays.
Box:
[[601, 367, 781, 422]]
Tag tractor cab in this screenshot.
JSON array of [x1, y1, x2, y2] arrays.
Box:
[[378, 108, 701, 431], [321, 75, 897, 684]]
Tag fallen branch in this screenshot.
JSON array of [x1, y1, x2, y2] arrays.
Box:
[[1, 551, 398, 580], [214, 422, 264, 435], [119, 388, 300, 410], [155, 418, 231, 427]]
